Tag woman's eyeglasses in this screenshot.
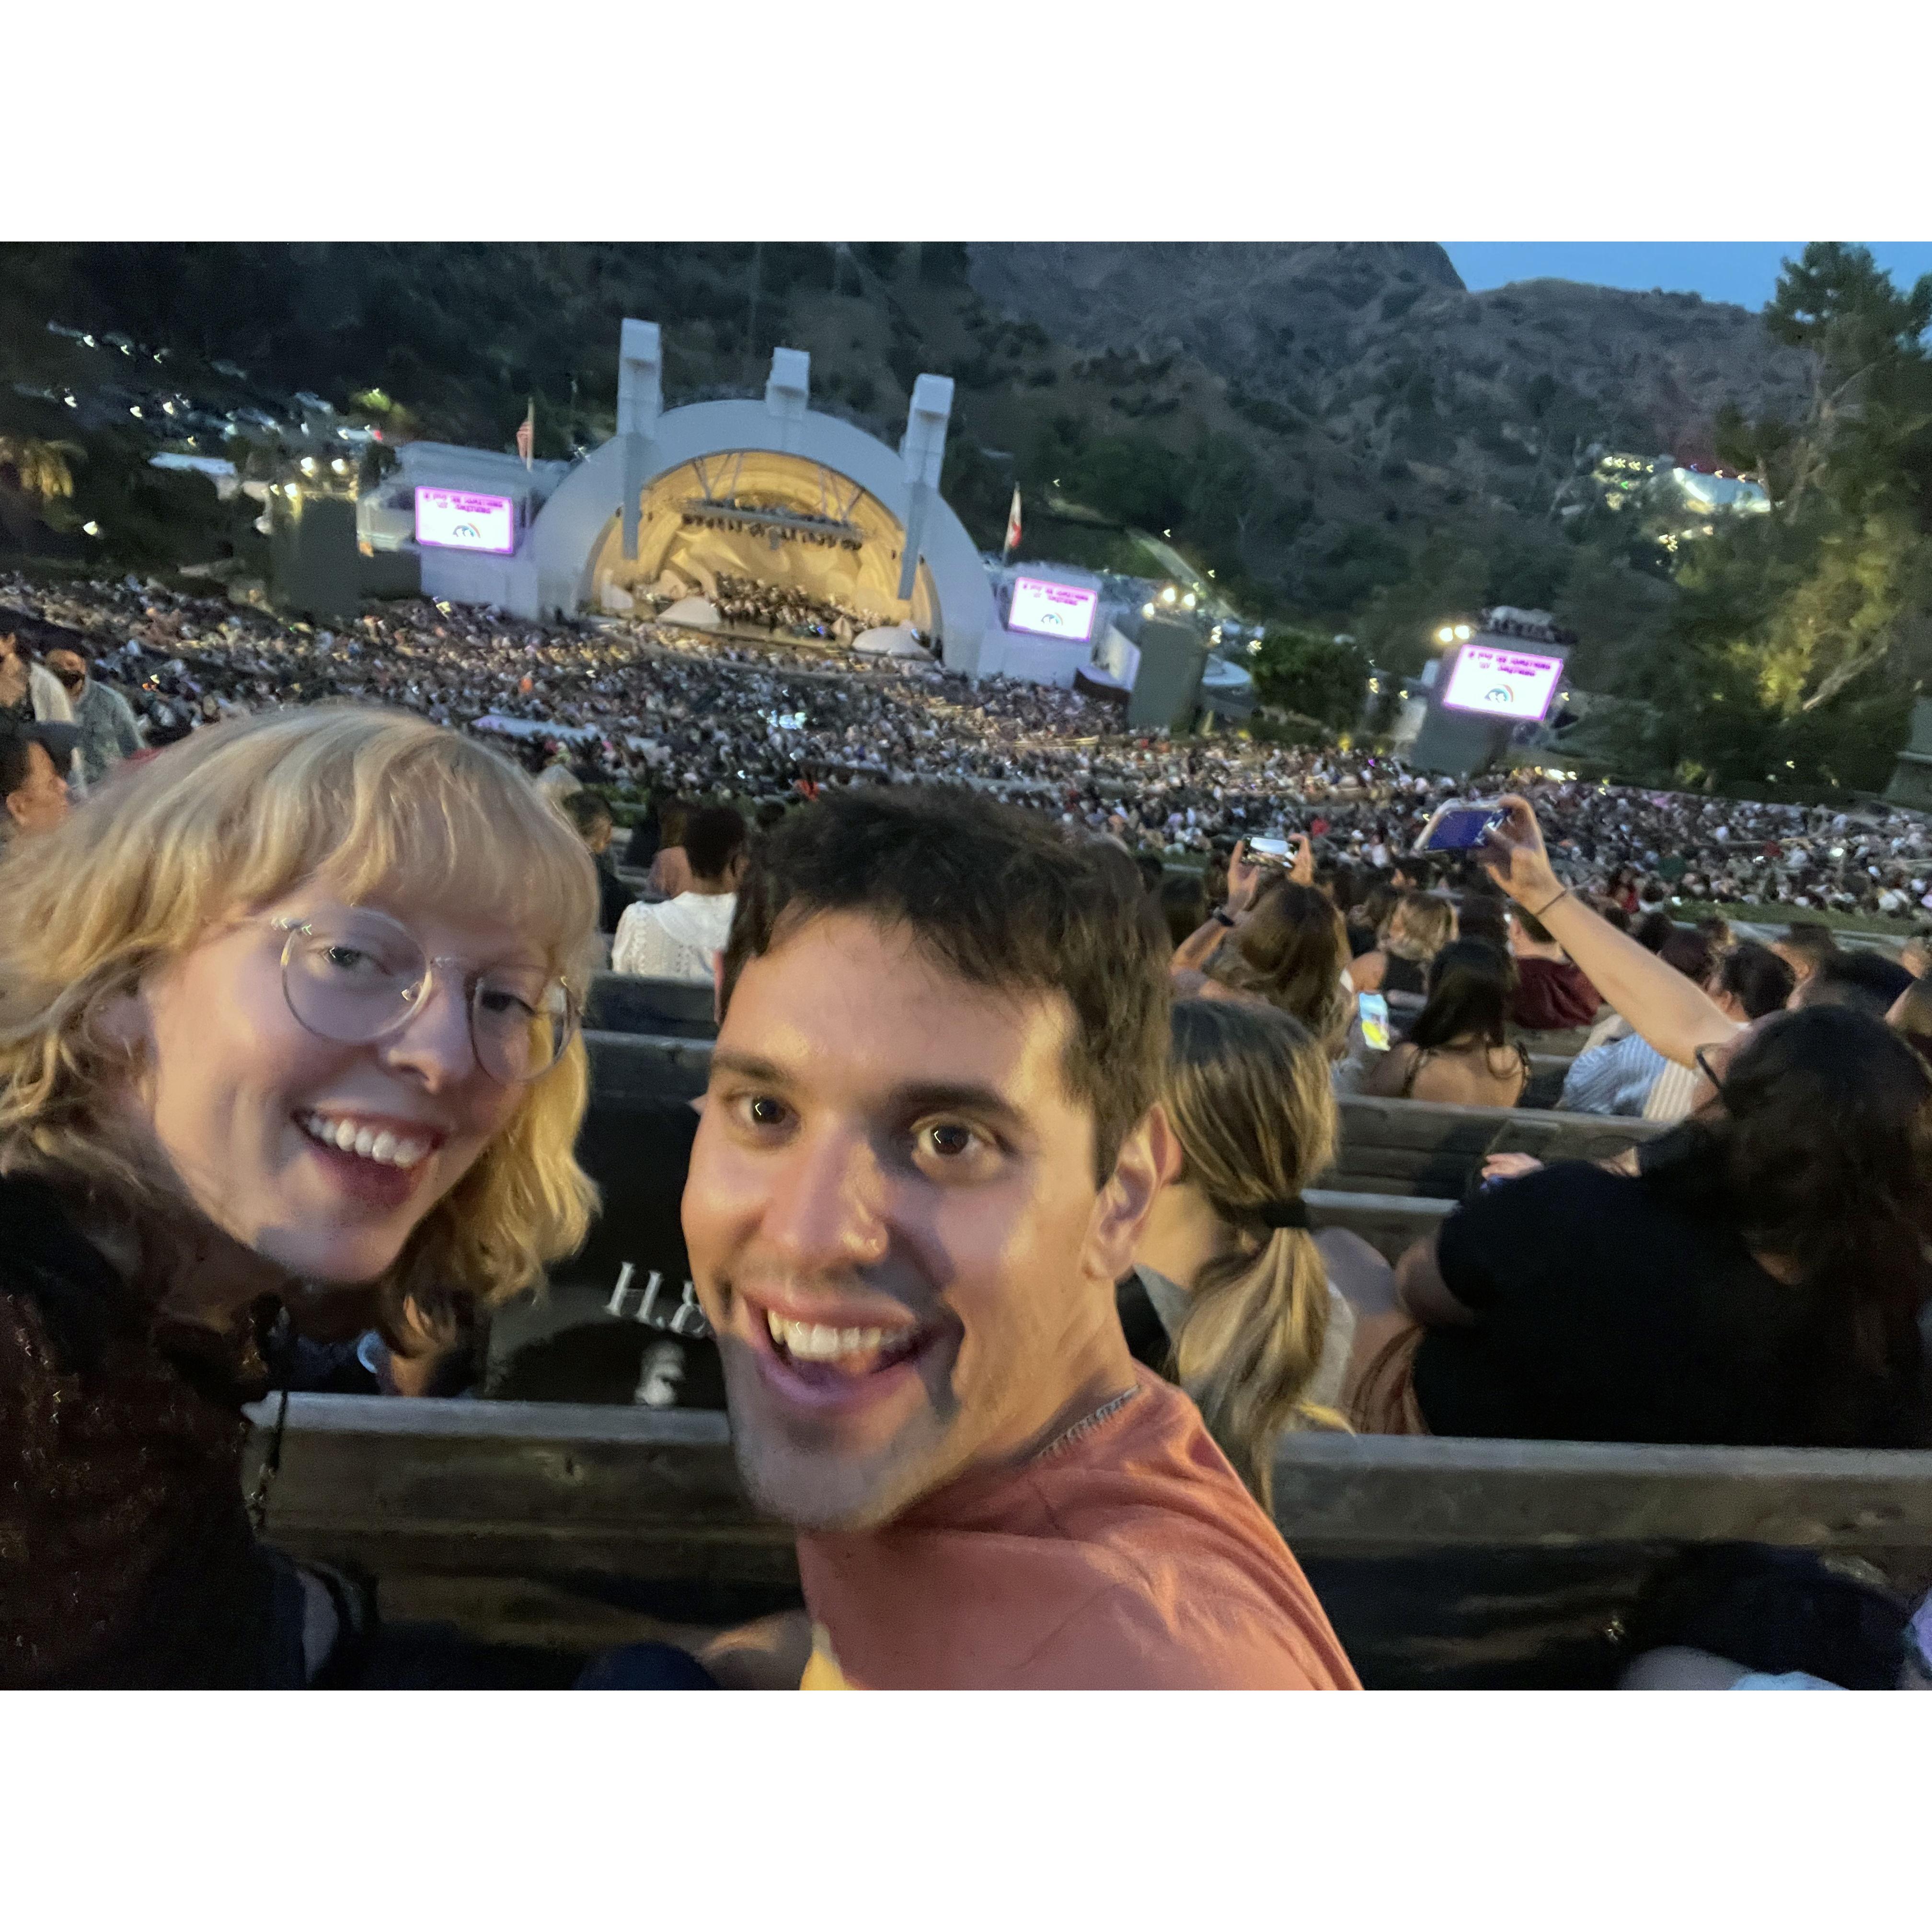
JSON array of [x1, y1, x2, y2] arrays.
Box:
[[1693, 1046, 1729, 1101], [270, 908, 577, 1085]]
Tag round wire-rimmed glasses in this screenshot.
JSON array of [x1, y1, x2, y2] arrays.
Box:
[[270, 908, 578, 1085]]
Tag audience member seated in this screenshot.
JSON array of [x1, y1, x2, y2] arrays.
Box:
[[611, 804, 747, 983], [1771, 921, 1839, 993], [1124, 999, 1355, 1507], [663, 787, 1358, 1689], [0, 707, 600, 1686], [1334, 793, 1932, 1450], [1456, 886, 1511, 955], [1507, 900, 1601, 1030], [1348, 1005, 1932, 1447], [1346, 881, 1399, 960], [1796, 948, 1916, 1019], [621, 791, 665, 871], [646, 800, 693, 899], [1205, 881, 1352, 1052], [1362, 939, 1530, 1108], [533, 745, 583, 802], [0, 721, 77, 840], [561, 790, 636, 942], [0, 609, 76, 744], [1560, 929, 1719, 1122], [1347, 890, 1457, 997], [1170, 840, 1352, 1055], [41, 635, 143, 787], [1708, 941, 1795, 1026]]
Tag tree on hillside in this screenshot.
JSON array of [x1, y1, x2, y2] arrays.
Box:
[[1715, 244, 1932, 525], [1250, 628, 1369, 729], [1630, 246, 1932, 787]]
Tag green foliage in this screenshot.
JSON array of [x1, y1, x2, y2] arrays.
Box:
[[1067, 432, 1191, 529], [1249, 627, 1370, 728], [1647, 245, 1932, 786]]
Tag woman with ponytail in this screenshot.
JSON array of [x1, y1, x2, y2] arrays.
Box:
[[1127, 998, 1367, 1510]]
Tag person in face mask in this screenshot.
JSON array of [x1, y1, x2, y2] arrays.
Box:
[[41, 636, 143, 787]]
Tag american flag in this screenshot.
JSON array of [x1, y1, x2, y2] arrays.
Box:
[[1003, 486, 1022, 558]]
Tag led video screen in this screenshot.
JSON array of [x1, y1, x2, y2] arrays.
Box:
[[414, 487, 516, 555], [1440, 643, 1564, 722], [1008, 575, 1099, 642]]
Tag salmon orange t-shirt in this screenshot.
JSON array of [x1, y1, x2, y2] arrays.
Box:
[[794, 1368, 1359, 1690]]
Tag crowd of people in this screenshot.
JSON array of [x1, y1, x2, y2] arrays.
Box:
[[2, 676, 1929, 1689], [6, 569, 1932, 1692], [5, 570, 1930, 926]]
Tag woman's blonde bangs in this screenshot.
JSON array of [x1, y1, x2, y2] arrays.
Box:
[[153, 707, 597, 971], [0, 704, 600, 1311]]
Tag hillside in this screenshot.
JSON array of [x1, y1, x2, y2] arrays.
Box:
[[0, 241, 1806, 646]]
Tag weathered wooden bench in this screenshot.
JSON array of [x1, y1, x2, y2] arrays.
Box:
[[574, 1036, 1662, 1205], [1305, 1188, 1449, 1264], [1327, 1095, 1669, 1198], [244, 1395, 1932, 1689]]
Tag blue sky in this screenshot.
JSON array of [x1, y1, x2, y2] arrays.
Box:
[[1442, 243, 1932, 313]]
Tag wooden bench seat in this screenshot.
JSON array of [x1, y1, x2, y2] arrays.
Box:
[[245, 1395, 1932, 1689], [1326, 1095, 1668, 1198]]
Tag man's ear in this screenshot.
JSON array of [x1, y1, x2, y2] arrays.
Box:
[[1086, 1103, 1177, 1284]]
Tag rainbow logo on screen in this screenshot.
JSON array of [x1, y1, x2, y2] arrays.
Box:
[[1008, 575, 1099, 643], [1440, 643, 1563, 723], [414, 487, 515, 556]]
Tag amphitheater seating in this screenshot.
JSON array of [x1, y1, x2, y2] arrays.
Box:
[[245, 1393, 1932, 1689], [573, 1034, 1662, 1202], [1305, 1188, 1449, 1264], [1325, 1094, 1668, 1197], [583, 972, 718, 1040], [1522, 1053, 1575, 1111], [584, 1027, 713, 1103]]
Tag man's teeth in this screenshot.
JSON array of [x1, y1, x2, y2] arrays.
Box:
[[766, 1311, 915, 1360], [302, 1113, 432, 1169]]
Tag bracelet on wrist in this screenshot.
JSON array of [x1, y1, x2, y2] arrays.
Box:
[[1211, 907, 1237, 929], [1530, 887, 1569, 921]]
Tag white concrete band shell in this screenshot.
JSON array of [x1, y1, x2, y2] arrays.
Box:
[[413, 320, 995, 678]]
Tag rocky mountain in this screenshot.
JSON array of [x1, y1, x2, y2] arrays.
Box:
[[969, 240, 1808, 521], [0, 241, 1811, 624]]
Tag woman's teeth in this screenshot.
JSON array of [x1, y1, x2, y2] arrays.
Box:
[[766, 1311, 916, 1361], [301, 1112, 432, 1169]]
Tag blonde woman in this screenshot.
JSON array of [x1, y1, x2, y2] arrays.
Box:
[[1129, 999, 1362, 1511], [0, 707, 599, 1687], [1200, 881, 1354, 1057], [1348, 891, 1457, 998]]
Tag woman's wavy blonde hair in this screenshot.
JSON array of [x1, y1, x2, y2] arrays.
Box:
[[1162, 997, 1347, 1511], [1208, 881, 1351, 1056], [1383, 891, 1457, 964], [0, 704, 600, 1331]]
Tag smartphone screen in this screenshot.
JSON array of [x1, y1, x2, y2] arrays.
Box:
[[1415, 804, 1505, 854], [1358, 991, 1391, 1054]]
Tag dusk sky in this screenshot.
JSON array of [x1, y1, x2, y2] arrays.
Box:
[[1442, 242, 1932, 313]]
